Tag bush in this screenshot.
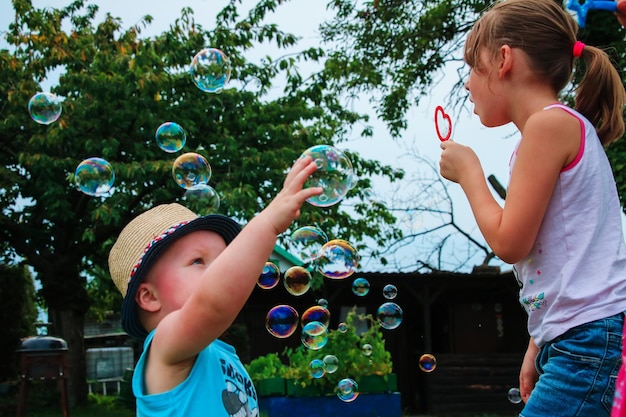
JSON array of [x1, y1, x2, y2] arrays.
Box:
[[246, 308, 393, 392]]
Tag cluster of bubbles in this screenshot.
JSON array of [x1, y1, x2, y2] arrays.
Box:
[[28, 46, 232, 205], [349, 277, 403, 330]]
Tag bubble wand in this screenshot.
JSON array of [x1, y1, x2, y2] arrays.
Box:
[[434, 105, 452, 142], [566, 0, 617, 28]]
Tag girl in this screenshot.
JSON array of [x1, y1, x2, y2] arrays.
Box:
[[439, 0, 626, 415]]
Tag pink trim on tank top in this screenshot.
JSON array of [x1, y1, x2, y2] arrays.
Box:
[[545, 104, 585, 172]]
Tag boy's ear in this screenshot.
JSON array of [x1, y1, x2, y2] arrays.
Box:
[[135, 282, 161, 313]]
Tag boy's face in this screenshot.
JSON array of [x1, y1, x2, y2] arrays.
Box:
[[141, 230, 227, 314]]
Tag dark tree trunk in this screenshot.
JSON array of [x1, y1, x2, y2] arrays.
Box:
[[48, 308, 88, 407]]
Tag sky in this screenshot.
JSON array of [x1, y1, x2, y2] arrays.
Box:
[[0, 0, 522, 272]]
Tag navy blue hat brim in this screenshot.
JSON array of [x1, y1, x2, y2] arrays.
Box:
[[121, 214, 241, 339]]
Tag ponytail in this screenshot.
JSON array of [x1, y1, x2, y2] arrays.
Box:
[[575, 45, 625, 146]]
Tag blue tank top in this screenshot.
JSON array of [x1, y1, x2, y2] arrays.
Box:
[[133, 330, 259, 417]]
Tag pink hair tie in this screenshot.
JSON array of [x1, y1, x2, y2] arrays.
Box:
[[573, 41, 585, 58]]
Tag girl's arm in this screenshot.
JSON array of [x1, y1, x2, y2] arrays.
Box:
[[440, 108, 579, 263], [520, 337, 540, 403]]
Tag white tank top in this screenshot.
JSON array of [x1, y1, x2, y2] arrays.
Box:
[[511, 104, 626, 347]]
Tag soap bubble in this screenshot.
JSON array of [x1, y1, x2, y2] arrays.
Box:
[[337, 323, 347, 333], [190, 48, 231, 93], [301, 305, 330, 328], [507, 387, 522, 404], [336, 378, 359, 402], [182, 184, 220, 215], [352, 277, 370, 296], [377, 302, 403, 330], [323, 355, 339, 373], [289, 226, 328, 263], [257, 262, 280, 289], [28, 92, 62, 125], [317, 298, 329, 308], [383, 284, 398, 300], [299, 145, 354, 207], [74, 157, 115, 197], [265, 305, 299, 338], [309, 359, 325, 379], [317, 239, 359, 279], [172, 152, 211, 189], [283, 266, 311, 296], [301, 321, 328, 350], [362, 343, 372, 356], [418, 354, 437, 373], [155, 122, 186, 153]]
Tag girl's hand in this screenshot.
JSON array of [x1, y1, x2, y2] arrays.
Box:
[[519, 339, 540, 403], [439, 140, 481, 184]]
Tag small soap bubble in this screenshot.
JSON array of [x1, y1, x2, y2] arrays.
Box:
[[155, 122, 186, 153], [383, 284, 398, 300], [362, 343, 373, 356], [336, 378, 359, 402], [190, 48, 231, 93], [257, 262, 280, 290], [301, 305, 331, 328], [289, 226, 328, 263], [283, 266, 311, 296], [172, 152, 211, 189], [28, 92, 62, 125], [323, 355, 339, 373], [352, 277, 370, 296], [301, 321, 328, 350], [74, 157, 115, 197], [507, 387, 522, 404], [299, 145, 354, 207], [337, 322, 348, 333], [309, 359, 325, 379], [317, 239, 359, 279], [317, 298, 329, 308], [418, 354, 437, 372], [265, 305, 299, 338], [377, 302, 403, 330], [182, 184, 220, 215]]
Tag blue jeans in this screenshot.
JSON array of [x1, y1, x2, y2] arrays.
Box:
[[521, 313, 623, 417]]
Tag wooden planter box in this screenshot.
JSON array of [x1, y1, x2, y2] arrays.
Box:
[[255, 377, 286, 397], [356, 373, 397, 393], [259, 393, 402, 417]]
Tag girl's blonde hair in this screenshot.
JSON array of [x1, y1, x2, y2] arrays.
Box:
[[464, 0, 625, 146]]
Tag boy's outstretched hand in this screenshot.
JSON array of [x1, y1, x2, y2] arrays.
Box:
[[263, 156, 323, 235]]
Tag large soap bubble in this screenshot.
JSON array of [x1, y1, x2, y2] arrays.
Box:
[[289, 225, 328, 264], [190, 48, 231, 93], [74, 157, 115, 197], [28, 92, 62, 125], [317, 239, 359, 279], [155, 122, 186, 153], [265, 305, 299, 338], [172, 152, 211, 189], [299, 145, 354, 207]]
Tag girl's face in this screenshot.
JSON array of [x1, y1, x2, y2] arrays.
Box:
[[464, 48, 509, 128], [144, 230, 227, 313]]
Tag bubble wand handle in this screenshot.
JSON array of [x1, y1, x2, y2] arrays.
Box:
[[566, 0, 618, 28]]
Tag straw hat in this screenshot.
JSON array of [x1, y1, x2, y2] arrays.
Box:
[[108, 203, 241, 339]]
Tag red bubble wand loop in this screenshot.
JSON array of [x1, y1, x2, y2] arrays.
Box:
[[434, 105, 452, 142]]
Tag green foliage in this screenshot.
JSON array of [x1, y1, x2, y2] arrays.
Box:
[[1, 0, 402, 402], [246, 308, 393, 392]]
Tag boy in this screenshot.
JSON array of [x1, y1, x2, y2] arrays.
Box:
[[108, 156, 321, 416]]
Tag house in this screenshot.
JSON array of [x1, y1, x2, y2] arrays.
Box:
[[238, 267, 528, 415]]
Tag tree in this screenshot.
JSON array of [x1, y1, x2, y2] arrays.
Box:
[[0, 0, 402, 403], [0, 264, 37, 381], [319, 0, 626, 208]]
